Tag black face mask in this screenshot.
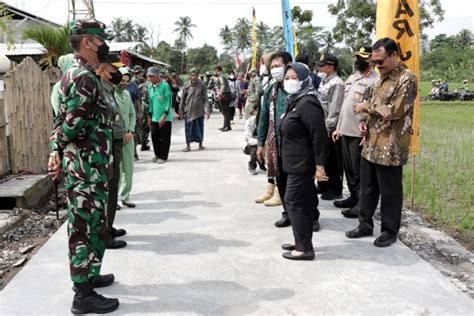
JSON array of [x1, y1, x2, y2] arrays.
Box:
[[96, 42, 110, 63], [354, 59, 369, 72], [110, 71, 123, 85]]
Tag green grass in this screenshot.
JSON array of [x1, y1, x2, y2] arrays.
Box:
[[403, 101, 474, 248]]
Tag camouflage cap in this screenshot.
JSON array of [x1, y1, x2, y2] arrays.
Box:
[[132, 65, 144, 73], [69, 19, 114, 41]]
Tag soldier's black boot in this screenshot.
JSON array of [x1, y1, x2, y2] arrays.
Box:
[[71, 282, 119, 314]]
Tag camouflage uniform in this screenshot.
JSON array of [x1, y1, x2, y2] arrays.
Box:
[[131, 76, 150, 148], [244, 75, 262, 119], [50, 56, 113, 284]]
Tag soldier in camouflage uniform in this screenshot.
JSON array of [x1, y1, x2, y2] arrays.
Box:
[[48, 20, 119, 314], [347, 37, 418, 248], [244, 69, 262, 120], [131, 65, 151, 151]]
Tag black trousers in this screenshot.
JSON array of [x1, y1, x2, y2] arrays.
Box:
[[285, 173, 315, 252], [151, 121, 172, 160], [219, 94, 232, 129], [229, 106, 236, 121], [359, 158, 403, 236], [341, 135, 362, 198], [248, 145, 258, 169], [278, 167, 320, 222], [139, 112, 150, 147], [107, 139, 123, 233], [318, 137, 343, 194]]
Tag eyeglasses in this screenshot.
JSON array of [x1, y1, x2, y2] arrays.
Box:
[[372, 55, 389, 65]]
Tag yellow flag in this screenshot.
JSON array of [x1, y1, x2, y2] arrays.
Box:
[[251, 7, 257, 69], [293, 28, 299, 57], [376, 0, 420, 155]]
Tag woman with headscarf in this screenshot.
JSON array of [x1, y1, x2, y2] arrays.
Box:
[[51, 54, 76, 119], [279, 62, 328, 260]]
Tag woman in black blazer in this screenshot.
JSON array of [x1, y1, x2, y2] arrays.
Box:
[[279, 62, 328, 260]]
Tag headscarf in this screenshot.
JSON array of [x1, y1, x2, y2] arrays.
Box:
[[284, 62, 317, 106], [57, 54, 75, 73]]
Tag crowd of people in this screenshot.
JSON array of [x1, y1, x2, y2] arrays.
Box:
[[47, 18, 418, 314]]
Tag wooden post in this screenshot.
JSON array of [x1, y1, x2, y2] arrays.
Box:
[[410, 155, 416, 211]]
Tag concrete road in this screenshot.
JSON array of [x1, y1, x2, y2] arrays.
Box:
[[1, 114, 473, 315]]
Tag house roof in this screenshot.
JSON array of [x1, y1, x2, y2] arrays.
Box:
[[0, 42, 171, 68], [4, 3, 61, 28]]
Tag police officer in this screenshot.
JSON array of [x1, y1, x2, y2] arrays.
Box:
[[48, 20, 119, 314]]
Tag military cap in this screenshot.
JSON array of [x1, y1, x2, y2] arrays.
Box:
[[119, 67, 130, 76], [146, 66, 160, 76], [189, 68, 198, 74], [105, 53, 125, 67], [354, 46, 372, 59], [261, 51, 276, 74], [160, 69, 167, 76], [69, 19, 114, 41], [132, 65, 144, 73], [316, 53, 338, 67]]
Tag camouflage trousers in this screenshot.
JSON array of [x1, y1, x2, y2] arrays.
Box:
[[136, 111, 150, 147], [66, 179, 108, 284]]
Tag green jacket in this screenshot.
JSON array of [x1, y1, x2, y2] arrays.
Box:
[[257, 81, 288, 147], [148, 80, 172, 122], [114, 88, 136, 132]]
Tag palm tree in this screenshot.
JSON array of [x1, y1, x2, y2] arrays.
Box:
[[256, 21, 271, 52], [173, 16, 196, 73], [233, 18, 251, 57], [320, 31, 336, 53], [219, 25, 234, 51], [23, 25, 72, 68]]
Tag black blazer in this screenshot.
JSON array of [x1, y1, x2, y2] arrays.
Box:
[[280, 94, 328, 174]]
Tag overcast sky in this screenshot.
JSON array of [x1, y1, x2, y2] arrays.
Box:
[[9, 0, 474, 53]]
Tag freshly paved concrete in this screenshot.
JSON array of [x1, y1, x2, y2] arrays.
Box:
[[1, 114, 473, 315]]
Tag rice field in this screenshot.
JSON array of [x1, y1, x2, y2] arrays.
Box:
[[402, 100, 474, 249]]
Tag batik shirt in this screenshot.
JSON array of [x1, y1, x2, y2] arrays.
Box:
[[361, 63, 418, 166]]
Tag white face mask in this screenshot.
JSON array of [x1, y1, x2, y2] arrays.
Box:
[[270, 66, 285, 82], [259, 64, 268, 76], [284, 79, 302, 94], [317, 72, 327, 80]]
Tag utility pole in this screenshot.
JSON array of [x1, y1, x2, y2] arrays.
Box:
[[68, 0, 96, 21]]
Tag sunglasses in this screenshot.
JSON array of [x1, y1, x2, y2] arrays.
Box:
[[372, 55, 389, 65]]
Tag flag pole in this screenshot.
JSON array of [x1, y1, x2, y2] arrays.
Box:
[[410, 154, 416, 211]]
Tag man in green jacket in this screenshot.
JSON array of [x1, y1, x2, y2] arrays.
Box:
[[146, 67, 172, 163]]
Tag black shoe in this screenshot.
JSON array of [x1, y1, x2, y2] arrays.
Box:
[[91, 274, 115, 288], [71, 291, 119, 314], [116, 204, 121, 211], [374, 232, 397, 247], [345, 225, 373, 239], [282, 250, 315, 261], [140, 145, 150, 151], [312, 220, 320, 232], [341, 207, 359, 218], [105, 239, 127, 249], [333, 196, 358, 208], [274, 217, 291, 228], [121, 200, 136, 208], [321, 190, 343, 201], [258, 162, 267, 171], [281, 243, 296, 251], [111, 227, 127, 238], [218, 127, 224, 131], [221, 127, 231, 132]]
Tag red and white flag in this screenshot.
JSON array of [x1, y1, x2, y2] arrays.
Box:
[[235, 53, 241, 68]]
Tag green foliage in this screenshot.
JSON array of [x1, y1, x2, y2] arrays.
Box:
[[173, 16, 196, 43], [328, 0, 445, 50], [403, 102, 474, 245], [233, 18, 252, 52], [187, 44, 218, 74], [218, 53, 235, 73], [0, 3, 15, 49], [22, 25, 72, 68], [421, 30, 474, 82]]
